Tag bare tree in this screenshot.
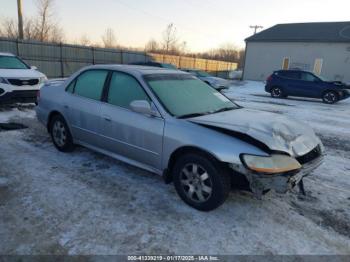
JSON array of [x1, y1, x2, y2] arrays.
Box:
[[0, 18, 18, 38], [237, 49, 246, 69], [34, 0, 63, 42], [102, 28, 117, 48], [161, 23, 179, 54], [23, 18, 36, 40], [195, 43, 240, 63], [79, 34, 92, 46], [49, 25, 64, 43], [0, 0, 64, 42], [145, 38, 159, 52], [216, 43, 240, 61]]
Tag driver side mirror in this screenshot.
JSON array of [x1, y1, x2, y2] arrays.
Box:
[[130, 100, 159, 117], [30, 66, 38, 70]]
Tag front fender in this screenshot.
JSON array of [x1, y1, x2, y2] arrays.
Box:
[[161, 118, 268, 170]]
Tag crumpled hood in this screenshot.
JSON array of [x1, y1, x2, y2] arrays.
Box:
[[189, 108, 321, 157], [0, 68, 46, 78]]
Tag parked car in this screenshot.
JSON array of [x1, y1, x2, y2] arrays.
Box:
[[265, 70, 350, 104], [36, 65, 324, 211], [0, 52, 47, 103], [182, 69, 231, 91], [228, 69, 243, 80], [130, 61, 177, 70]]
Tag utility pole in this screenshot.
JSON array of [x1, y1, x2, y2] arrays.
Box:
[[250, 25, 263, 34], [17, 0, 24, 39]]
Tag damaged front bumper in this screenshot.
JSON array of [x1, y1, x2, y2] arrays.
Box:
[[231, 152, 325, 198]]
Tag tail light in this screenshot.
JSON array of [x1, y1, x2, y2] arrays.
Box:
[[266, 75, 273, 82]]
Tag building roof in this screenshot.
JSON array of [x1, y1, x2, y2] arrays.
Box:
[[245, 22, 350, 43]]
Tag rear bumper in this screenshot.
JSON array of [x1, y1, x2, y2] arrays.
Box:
[[0, 90, 38, 103]]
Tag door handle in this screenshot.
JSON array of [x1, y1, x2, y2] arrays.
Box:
[[63, 104, 69, 109], [102, 115, 111, 122]]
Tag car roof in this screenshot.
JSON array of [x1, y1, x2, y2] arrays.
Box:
[[276, 69, 308, 73], [0, 52, 15, 57], [82, 64, 186, 76], [131, 61, 161, 65]]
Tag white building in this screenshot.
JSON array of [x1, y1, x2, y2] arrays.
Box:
[[243, 22, 350, 82]]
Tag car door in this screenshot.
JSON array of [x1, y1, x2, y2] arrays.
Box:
[[100, 71, 164, 170], [63, 69, 108, 148], [297, 72, 323, 98], [280, 71, 302, 96]]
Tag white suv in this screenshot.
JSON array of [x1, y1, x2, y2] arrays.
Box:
[[0, 52, 47, 103]]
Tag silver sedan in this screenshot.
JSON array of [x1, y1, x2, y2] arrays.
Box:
[[36, 65, 324, 211]]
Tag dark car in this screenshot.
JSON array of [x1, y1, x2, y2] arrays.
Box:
[[130, 61, 177, 70], [265, 70, 350, 104]]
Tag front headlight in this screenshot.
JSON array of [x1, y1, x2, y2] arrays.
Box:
[[241, 154, 301, 174], [0, 77, 9, 84], [39, 76, 47, 84]]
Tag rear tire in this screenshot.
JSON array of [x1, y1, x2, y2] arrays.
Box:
[[172, 153, 231, 211], [270, 86, 284, 98], [322, 91, 338, 104], [49, 114, 74, 152]]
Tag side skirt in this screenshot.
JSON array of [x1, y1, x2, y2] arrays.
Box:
[[75, 140, 163, 176]]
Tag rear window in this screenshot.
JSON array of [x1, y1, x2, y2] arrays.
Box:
[[74, 70, 108, 100]]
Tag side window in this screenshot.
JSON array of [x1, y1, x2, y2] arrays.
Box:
[[301, 73, 318, 82], [284, 71, 300, 80], [74, 70, 108, 100], [66, 80, 75, 93], [107, 72, 150, 109]]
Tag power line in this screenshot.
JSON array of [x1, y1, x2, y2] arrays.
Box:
[[113, 0, 227, 48], [250, 25, 263, 34]]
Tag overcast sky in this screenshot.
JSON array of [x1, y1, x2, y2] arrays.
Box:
[[1, 0, 349, 51]]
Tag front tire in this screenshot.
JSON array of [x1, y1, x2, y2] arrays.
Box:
[[49, 114, 74, 152], [270, 86, 284, 98], [172, 153, 231, 211], [322, 91, 338, 104]]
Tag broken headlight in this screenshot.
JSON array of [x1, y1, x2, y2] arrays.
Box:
[[241, 154, 301, 174]]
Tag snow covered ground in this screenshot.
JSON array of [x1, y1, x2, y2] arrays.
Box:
[[0, 81, 349, 255]]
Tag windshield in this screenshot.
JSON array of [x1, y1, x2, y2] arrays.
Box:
[[0, 56, 29, 69], [317, 75, 330, 82], [145, 74, 239, 118]]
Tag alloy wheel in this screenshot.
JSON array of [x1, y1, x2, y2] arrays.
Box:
[[272, 87, 282, 97], [180, 163, 213, 203], [52, 120, 67, 147], [323, 92, 337, 103]]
